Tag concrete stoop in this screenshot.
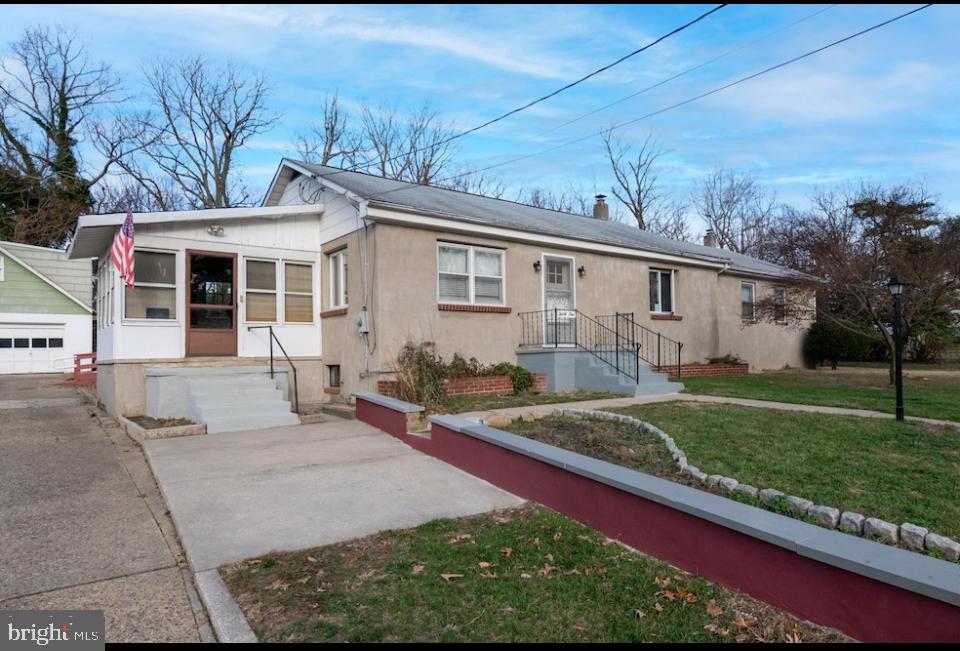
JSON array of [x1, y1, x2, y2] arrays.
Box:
[[517, 348, 683, 397], [146, 366, 300, 434]]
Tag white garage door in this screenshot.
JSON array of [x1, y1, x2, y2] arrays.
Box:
[[0, 324, 69, 374]]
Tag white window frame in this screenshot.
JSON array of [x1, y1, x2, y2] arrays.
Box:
[[0, 254, 5, 281], [649, 268, 676, 315], [773, 286, 786, 324], [123, 248, 178, 322], [283, 260, 315, 325], [741, 281, 756, 322], [436, 242, 506, 306], [243, 257, 279, 324], [328, 249, 348, 309]]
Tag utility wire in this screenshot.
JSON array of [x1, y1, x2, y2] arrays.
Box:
[[317, 4, 728, 179]]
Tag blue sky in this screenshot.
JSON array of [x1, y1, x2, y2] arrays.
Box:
[[3, 4, 958, 218]]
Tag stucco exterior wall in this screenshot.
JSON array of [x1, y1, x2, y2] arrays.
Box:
[[357, 223, 807, 392]]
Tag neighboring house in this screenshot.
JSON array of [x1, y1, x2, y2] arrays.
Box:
[[0, 241, 93, 374], [67, 159, 810, 424]]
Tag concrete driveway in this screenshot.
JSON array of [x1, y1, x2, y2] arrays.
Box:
[[0, 374, 208, 642], [144, 419, 523, 572]]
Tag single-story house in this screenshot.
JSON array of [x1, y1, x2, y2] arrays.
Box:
[[67, 159, 810, 427], [0, 240, 93, 374]]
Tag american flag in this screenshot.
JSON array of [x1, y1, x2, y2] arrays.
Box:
[[111, 209, 135, 288]]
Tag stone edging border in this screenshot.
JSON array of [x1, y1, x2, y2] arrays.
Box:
[[553, 408, 960, 563], [194, 570, 257, 643]]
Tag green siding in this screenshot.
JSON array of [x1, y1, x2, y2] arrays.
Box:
[[0, 254, 88, 315]]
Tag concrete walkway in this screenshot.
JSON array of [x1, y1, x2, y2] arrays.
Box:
[[144, 418, 523, 572], [0, 375, 211, 643], [460, 392, 960, 428]]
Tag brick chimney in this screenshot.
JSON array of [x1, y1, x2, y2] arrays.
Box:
[[592, 194, 609, 220], [703, 228, 717, 247]]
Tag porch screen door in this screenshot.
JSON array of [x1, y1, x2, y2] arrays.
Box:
[[186, 252, 237, 357], [544, 258, 575, 345]]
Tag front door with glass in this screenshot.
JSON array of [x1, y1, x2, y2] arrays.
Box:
[[186, 252, 237, 356], [543, 257, 575, 345]]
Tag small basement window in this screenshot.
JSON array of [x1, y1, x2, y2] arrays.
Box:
[[328, 365, 341, 388]]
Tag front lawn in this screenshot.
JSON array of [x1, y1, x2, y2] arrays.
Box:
[[608, 402, 960, 541], [440, 390, 623, 414], [222, 505, 846, 643], [679, 369, 960, 422]]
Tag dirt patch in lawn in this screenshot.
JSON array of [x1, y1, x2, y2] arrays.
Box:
[[221, 505, 849, 643], [128, 415, 195, 429]]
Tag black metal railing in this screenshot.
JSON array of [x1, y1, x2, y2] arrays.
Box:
[[596, 312, 683, 376], [246, 325, 300, 413], [518, 308, 643, 382]]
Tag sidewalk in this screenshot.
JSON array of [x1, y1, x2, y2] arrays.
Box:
[[460, 392, 960, 428]]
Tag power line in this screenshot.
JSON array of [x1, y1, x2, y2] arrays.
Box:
[[538, 4, 838, 138], [318, 4, 728, 179], [420, 4, 934, 189]]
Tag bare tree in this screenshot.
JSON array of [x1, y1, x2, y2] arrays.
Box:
[[123, 57, 277, 209], [601, 129, 664, 230], [693, 168, 777, 258], [91, 175, 186, 213], [0, 27, 133, 245], [439, 168, 508, 199], [647, 199, 691, 241], [294, 93, 359, 167]]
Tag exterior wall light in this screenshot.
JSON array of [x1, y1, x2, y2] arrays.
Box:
[[207, 223, 225, 236], [578, 265, 586, 278], [533, 260, 541, 272]]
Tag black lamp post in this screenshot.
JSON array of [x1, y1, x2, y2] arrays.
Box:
[[887, 276, 905, 422]]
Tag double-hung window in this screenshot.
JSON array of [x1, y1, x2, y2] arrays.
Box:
[[284, 262, 314, 323], [741, 282, 756, 321], [649, 268, 674, 314], [329, 250, 348, 309], [125, 250, 176, 319], [773, 286, 786, 323], [438, 243, 504, 305], [245, 259, 277, 322]]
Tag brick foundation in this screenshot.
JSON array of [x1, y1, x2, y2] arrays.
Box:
[[667, 362, 749, 377], [378, 373, 547, 398]]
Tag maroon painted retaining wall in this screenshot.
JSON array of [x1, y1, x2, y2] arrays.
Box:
[[378, 373, 547, 398], [354, 394, 960, 643]]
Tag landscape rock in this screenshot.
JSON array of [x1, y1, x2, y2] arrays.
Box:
[[924, 533, 960, 561], [864, 518, 899, 544], [786, 495, 813, 516], [759, 488, 785, 506], [807, 505, 841, 529], [706, 474, 724, 487], [733, 484, 759, 499], [899, 523, 929, 552], [838, 512, 865, 535], [718, 477, 739, 493], [484, 415, 514, 429], [520, 411, 537, 422]]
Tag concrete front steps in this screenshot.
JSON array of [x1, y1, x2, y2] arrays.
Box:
[[145, 366, 299, 434], [516, 348, 683, 397]]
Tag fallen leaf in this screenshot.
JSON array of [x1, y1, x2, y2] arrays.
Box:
[[531, 537, 541, 547], [440, 573, 464, 582], [553, 531, 563, 541], [478, 561, 493, 569], [500, 547, 513, 557], [736, 633, 750, 642], [537, 564, 557, 577], [705, 600, 723, 617], [480, 572, 497, 579], [545, 553, 554, 563], [297, 575, 311, 585], [634, 609, 646, 619], [785, 631, 803, 644], [685, 594, 699, 604], [573, 624, 588, 633], [306, 556, 318, 564], [719, 627, 730, 637], [563, 568, 582, 576], [654, 602, 664, 613], [661, 590, 677, 602], [448, 533, 472, 544], [654, 576, 672, 588], [732, 615, 759, 629], [520, 572, 532, 580], [412, 564, 425, 575], [704, 623, 717, 633]]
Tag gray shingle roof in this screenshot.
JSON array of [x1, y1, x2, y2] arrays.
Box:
[[290, 160, 795, 278]]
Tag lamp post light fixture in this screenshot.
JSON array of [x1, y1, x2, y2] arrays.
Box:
[[887, 276, 905, 422]]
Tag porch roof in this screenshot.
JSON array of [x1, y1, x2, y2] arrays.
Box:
[[67, 205, 323, 259]]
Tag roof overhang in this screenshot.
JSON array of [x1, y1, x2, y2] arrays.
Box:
[[67, 204, 324, 259]]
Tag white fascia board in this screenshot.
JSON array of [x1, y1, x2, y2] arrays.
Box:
[[365, 205, 727, 271], [0, 245, 92, 312], [76, 204, 324, 229]]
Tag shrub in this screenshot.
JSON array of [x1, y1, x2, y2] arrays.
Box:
[[506, 364, 534, 394], [802, 320, 877, 369], [443, 353, 486, 378], [392, 341, 447, 411]]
